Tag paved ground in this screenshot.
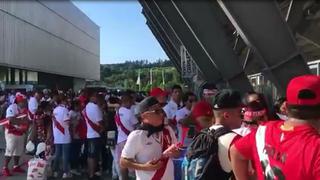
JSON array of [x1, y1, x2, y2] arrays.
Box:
[[0, 129, 112, 180]]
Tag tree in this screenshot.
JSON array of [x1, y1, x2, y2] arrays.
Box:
[[100, 60, 182, 91]]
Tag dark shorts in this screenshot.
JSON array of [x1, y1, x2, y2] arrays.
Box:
[[87, 138, 101, 159]]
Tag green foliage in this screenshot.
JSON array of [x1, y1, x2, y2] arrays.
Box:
[[100, 60, 182, 92]]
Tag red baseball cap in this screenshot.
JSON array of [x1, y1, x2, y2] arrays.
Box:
[[287, 75, 320, 106], [149, 87, 167, 97], [192, 100, 213, 119], [15, 93, 26, 103]]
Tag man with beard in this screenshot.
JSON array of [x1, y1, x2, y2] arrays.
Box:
[[120, 97, 180, 180]]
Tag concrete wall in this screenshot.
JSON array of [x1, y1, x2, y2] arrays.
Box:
[[0, 0, 100, 80]]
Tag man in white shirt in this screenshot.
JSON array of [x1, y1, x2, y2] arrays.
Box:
[[163, 85, 182, 129], [41, 89, 52, 102], [115, 93, 138, 180], [175, 92, 196, 146], [209, 89, 242, 178], [52, 94, 72, 179], [2, 93, 29, 177], [83, 92, 104, 180], [28, 91, 42, 121], [8, 91, 15, 105], [120, 97, 180, 180]]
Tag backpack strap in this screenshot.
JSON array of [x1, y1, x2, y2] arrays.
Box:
[[212, 127, 231, 139], [207, 127, 234, 179]]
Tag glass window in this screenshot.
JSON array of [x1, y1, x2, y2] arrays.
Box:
[[27, 71, 38, 84], [0, 66, 7, 82], [15, 69, 19, 84], [309, 64, 318, 75], [250, 77, 257, 86]]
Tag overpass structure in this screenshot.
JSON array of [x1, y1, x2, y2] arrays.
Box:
[[139, 0, 320, 97]]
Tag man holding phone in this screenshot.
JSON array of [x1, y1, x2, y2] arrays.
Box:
[[120, 97, 180, 180]]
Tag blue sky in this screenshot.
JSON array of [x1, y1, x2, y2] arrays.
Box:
[[72, 0, 168, 64]]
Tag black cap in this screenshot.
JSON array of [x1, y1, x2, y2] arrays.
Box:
[[135, 96, 159, 116], [212, 89, 242, 109]]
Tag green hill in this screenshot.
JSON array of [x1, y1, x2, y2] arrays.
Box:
[[100, 60, 182, 91]]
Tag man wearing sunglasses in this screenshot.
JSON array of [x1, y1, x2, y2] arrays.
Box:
[[120, 97, 180, 180]]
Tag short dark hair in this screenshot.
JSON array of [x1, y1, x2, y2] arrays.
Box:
[[243, 92, 268, 107], [39, 101, 50, 110], [247, 100, 265, 111], [287, 104, 320, 120], [182, 92, 196, 103], [125, 89, 136, 95], [121, 92, 133, 103], [88, 91, 97, 98], [70, 100, 80, 111], [56, 94, 67, 104], [172, 85, 182, 91], [34, 90, 43, 96], [274, 97, 286, 114], [109, 97, 120, 104]]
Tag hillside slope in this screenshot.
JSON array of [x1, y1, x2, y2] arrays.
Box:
[[100, 60, 182, 91]]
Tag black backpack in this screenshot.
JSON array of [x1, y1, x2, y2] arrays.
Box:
[[182, 127, 233, 180]]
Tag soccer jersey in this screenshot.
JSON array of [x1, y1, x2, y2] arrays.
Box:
[[235, 121, 320, 180]]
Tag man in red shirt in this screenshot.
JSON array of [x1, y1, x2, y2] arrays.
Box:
[[231, 75, 320, 180]]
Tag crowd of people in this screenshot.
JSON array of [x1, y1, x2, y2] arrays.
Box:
[[0, 74, 319, 180]]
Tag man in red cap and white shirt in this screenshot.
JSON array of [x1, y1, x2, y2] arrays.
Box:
[[2, 93, 29, 176], [231, 75, 320, 180]]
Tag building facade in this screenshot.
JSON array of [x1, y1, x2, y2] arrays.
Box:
[[0, 0, 100, 91]]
